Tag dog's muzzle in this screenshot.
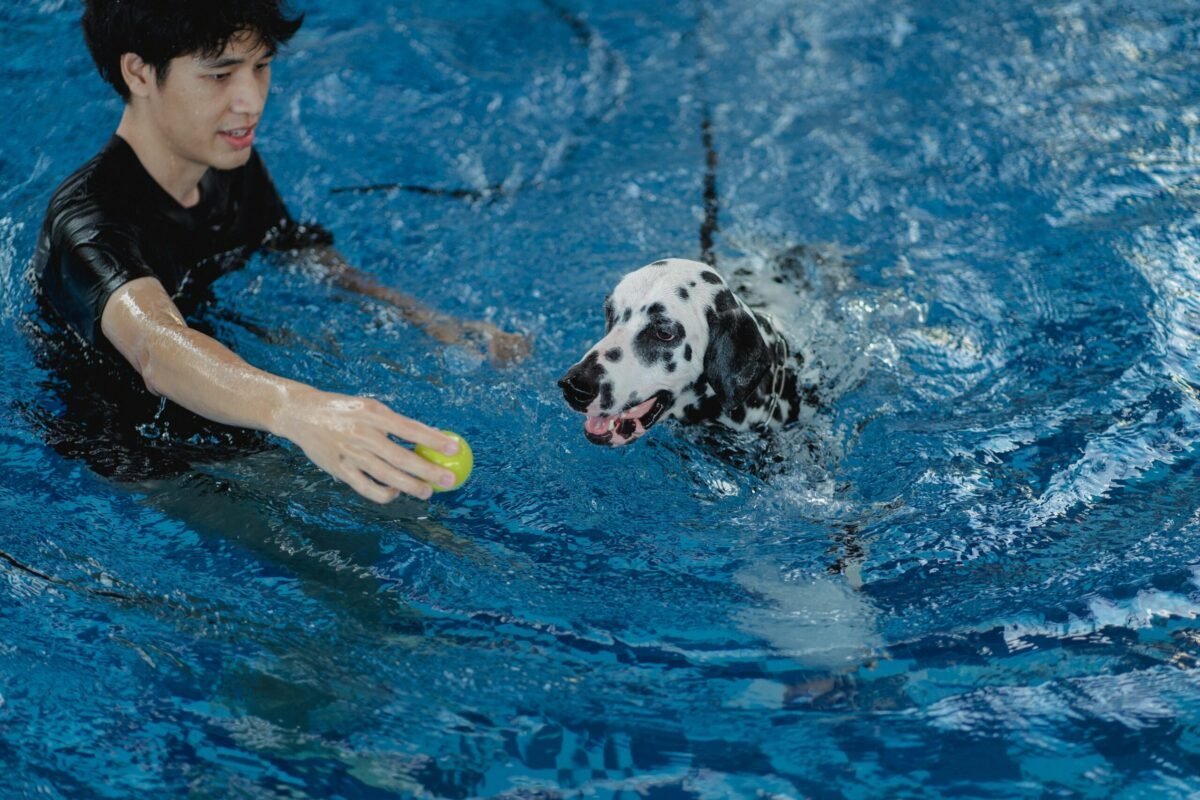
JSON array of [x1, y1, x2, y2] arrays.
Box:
[[558, 361, 673, 445]]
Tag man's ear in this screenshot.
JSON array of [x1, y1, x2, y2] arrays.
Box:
[[119, 53, 155, 99]]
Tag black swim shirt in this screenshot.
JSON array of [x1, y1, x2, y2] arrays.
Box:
[[26, 135, 331, 481], [33, 135, 326, 344]]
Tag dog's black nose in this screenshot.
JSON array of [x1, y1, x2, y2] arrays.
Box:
[[559, 352, 607, 412], [558, 368, 598, 412], [559, 357, 604, 412]]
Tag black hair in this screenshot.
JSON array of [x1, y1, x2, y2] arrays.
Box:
[[82, 0, 305, 100]]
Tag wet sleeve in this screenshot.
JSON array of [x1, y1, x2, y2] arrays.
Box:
[[40, 202, 156, 347]]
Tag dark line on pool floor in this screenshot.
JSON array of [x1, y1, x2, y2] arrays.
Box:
[[329, 182, 502, 200], [699, 103, 720, 267], [691, 0, 720, 268], [540, 0, 594, 45], [0, 548, 130, 600], [329, 0, 615, 201]]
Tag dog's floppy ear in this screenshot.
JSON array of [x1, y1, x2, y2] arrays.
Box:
[[703, 293, 769, 413]]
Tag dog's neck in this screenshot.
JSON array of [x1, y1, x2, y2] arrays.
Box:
[[732, 311, 809, 430], [677, 310, 813, 432], [756, 328, 793, 427]]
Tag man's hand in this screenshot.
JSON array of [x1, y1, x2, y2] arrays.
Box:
[[461, 320, 533, 364], [271, 387, 463, 502]]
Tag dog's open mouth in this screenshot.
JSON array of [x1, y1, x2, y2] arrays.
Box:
[[583, 390, 672, 446]]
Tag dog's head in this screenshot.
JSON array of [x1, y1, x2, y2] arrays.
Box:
[[558, 258, 770, 446]]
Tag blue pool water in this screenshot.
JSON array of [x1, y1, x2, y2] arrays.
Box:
[[4, 0, 1200, 796]]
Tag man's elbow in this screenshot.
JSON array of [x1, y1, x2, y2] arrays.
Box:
[[137, 346, 166, 397], [135, 323, 196, 398], [99, 278, 190, 397]]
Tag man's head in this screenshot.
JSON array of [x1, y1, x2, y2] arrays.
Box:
[[83, 1, 304, 175], [83, 1, 304, 101]]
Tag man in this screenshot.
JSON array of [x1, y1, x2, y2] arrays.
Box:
[[31, 0, 522, 502]]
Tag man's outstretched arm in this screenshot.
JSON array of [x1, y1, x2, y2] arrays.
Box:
[[100, 276, 462, 502], [306, 245, 532, 364]]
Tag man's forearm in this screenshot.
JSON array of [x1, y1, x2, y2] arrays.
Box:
[[99, 276, 462, 502], [133, 322, 303, 435], [310, 246, 460, 343], [307, 246, 531, 362], [101, 276, 301, 436]]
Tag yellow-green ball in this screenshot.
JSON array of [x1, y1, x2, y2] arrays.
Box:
[[415, 431, 473, 492]]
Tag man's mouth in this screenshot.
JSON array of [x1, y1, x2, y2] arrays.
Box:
[[583, 391, 672, 446], [219, 125, 257, 150]]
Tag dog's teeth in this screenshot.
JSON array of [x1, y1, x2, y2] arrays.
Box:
[[608, 418, 617, 432]]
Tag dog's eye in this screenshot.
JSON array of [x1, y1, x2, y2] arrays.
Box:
[[655, 329, 675, 342]]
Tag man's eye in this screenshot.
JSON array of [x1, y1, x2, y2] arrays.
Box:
[[209, 73, 230, 82], [255, 62, 272, 72]]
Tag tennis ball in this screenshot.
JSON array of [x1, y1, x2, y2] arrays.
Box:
[[415, 431, 473, 491]]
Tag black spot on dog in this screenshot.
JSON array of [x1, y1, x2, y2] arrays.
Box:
[[604, 347, 623, 362], [651, 259, 669, 266], [646, 302, 666, 317], [599, 381, 615, 411], [683, 344, 693, 362], [666, 361, 676, 373], [622, 308, 632, 322], [677, 286, 690, 301], [729, 406, 747, 424], [700, 271, 722, 285], [682, 393, 722, 424], [604, 299, 615, 331], [634, 317, 685, 366], [713, 289, 737, 314]]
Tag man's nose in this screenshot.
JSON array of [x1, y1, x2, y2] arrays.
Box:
[[230, 71, 267, 117]]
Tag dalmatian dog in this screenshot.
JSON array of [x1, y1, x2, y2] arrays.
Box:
[[558, 258, 818, 446]]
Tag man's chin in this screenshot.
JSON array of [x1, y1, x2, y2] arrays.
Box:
[[208, 145, 256, 172]]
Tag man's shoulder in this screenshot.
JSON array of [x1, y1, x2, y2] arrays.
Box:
[[42, 138, 134, 237]]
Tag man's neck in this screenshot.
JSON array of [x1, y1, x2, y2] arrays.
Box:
[[115, 108, 206, 209]]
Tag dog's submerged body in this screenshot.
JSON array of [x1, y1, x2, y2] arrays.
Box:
[[558, 258, 822, 446]]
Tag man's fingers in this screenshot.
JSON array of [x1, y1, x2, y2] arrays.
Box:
[[363, 450, 454, 496], [370, 409, 458, 456], [289, 392, 466, 501], [342, 469, 401, 504]]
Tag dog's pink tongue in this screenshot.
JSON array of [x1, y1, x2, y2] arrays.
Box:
[[585, 415, 614, 437], [624, 396, 659, 419], [583, 397, 660, 443]]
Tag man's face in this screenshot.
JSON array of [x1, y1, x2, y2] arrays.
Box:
[[144, 31, 274, 172]]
